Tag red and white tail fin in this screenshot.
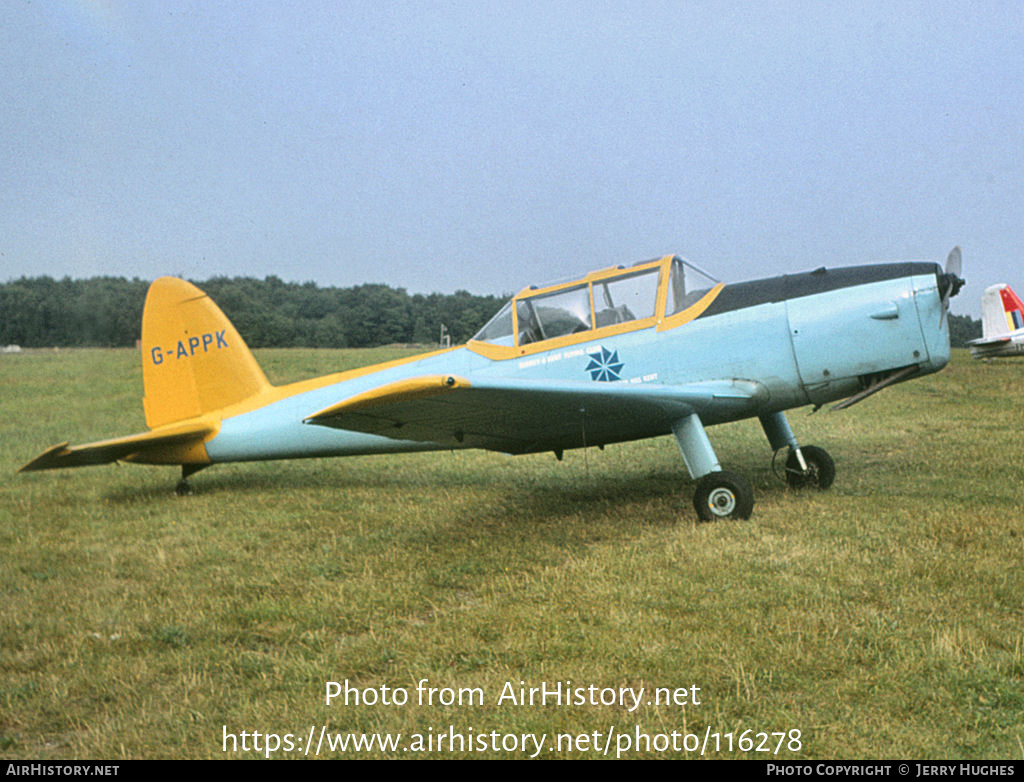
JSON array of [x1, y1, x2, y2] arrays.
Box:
[[980, 284, 1024, 339]]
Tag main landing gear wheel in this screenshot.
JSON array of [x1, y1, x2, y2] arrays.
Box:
[[693, 470, 754, 521], [785, 445, 835, 490]]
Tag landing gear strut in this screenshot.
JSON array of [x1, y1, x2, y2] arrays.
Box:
[[175, 464, 206, 496], [761, 411, 834, 490], [784, 445, 835, 489], [672, 413, 754, 521], [672, 410, 835, 522]]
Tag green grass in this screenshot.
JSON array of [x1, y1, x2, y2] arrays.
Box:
[[1, 348, 1022, 759]]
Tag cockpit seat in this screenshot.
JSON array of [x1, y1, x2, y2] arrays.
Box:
[[594, 305, 635, 328]]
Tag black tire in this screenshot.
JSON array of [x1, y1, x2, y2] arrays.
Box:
[[785, 445, 835, 490], [693, 470, 754, 521]]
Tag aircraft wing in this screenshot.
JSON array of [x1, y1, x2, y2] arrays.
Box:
[[19, 421, 215, 471], [304, 374, 767, 454]]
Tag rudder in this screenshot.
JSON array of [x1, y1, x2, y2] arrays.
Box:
[[141, 277, 271, 428]]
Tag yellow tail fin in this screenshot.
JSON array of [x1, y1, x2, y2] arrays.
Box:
[[141, 277, 271, 428]]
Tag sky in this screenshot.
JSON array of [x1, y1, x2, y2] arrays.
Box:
[[2, 1, 1022, 317]]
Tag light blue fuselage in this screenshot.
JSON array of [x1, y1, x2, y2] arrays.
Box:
[[205, 266, 949, 464]]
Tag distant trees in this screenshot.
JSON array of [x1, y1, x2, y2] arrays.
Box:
[[0, 277, 150, 348], [0, 275, 985, 350], [948, 313, 982, 349], [0, 276, 505, 349]]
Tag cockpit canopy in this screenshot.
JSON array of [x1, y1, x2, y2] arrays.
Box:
[[471, 255, 719, 347]]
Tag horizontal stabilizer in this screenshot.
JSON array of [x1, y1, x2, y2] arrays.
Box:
[[967, 336, 1012, 346], [19, 421, 215, 472], [305, 375, 767, 455]]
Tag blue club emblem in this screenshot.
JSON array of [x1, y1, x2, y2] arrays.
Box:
[[585, 346, 624, 381]]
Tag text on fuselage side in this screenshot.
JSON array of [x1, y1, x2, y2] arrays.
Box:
[[150, 331, 228, 365]]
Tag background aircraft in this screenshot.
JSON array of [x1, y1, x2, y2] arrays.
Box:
[[967, 283, 1024, 358], [20, 249, 964, 521]]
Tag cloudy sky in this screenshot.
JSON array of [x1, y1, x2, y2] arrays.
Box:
[[2, 1, 1022, 316]]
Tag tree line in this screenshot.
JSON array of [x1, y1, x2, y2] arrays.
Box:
[[0, 276, 506, 349], [0, 275, 982, 349], [947, 313, 982, 348]]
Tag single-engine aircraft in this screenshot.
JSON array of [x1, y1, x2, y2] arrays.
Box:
[[20, 248, 964, 521], [967, 283, 1024, 359]]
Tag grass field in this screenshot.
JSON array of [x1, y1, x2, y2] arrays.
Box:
[[1, 347, 1022, 759]]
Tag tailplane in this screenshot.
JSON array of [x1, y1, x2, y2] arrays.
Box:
[[141, 277, 271, 428]]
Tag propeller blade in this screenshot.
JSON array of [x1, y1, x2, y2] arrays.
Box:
[[946, 246, 962, 279], [939, 246, 965, 327]]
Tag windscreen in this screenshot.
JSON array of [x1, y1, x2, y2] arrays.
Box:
[[666, 257, 719, 315]]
